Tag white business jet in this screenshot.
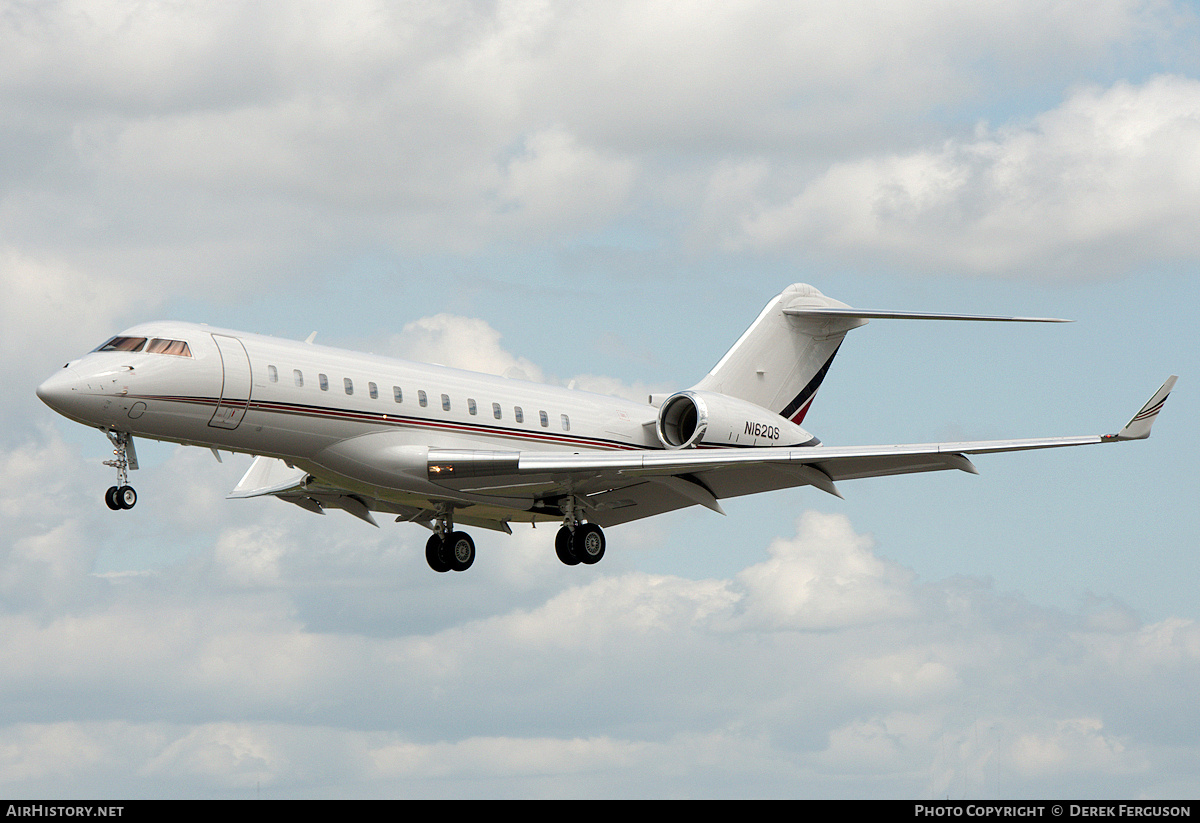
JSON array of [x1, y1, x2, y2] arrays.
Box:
[[36, 284, 1175, 573]]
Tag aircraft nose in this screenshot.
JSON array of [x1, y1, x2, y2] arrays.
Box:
[[36, 365, 83, 416]]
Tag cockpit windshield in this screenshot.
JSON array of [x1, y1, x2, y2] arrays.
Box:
[[94, 336, 192, 357], [95, 336, 146, 352], [146, 338, 192, 357]]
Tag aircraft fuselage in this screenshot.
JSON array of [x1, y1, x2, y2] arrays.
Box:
[[37, 321, 661, 507]]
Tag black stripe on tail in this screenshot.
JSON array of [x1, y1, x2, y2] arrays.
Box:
[[779, 344, 841, 424]]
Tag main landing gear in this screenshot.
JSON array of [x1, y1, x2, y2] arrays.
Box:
[[554, 522, 605, 566], [102, 431, 138, 511], [554, 495, 606, 567], [420, 497, 608, 573], [424, 508, 475, 572]]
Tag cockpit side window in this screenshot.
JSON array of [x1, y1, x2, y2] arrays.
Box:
[[146, 338, 192, 357], [95, 336, 147, 353]]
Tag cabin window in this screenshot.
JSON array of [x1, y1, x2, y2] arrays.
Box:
[[539, 410, 549, 428], [96, 336, 146, 353], [146, 338, 192, 357], [492, 402, 502, 420], [319, 373, 329, 391], [418, 390, 427, 407], [393, 386, 403, 403], [514, 406, 524, 423], [561, 414, 570, 431], [294, 369, 304, 387], [441, 394, 451, 411], [468, 398, 477, 415], [267, 365, 278, 383], [369, 382, 378, 400], [344, 378, 354, 395]]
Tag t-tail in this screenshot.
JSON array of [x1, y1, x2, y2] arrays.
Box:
[[691, 283, 1069, 425]]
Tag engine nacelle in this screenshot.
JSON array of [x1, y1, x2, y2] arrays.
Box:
[[655, 390, 817, 449]]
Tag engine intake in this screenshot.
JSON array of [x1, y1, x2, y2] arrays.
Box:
[[655, 391, 816, 449]]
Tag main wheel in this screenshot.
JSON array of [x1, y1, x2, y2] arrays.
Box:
[[555, 526, 580, 565], [105, 486, 121, 511], [446, 531, 475, 572], [573, 523, 605, 565], [425, 533, 451, 573], [116, 485, 137, 510]]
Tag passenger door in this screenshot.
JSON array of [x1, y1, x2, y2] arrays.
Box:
[[209, 334, 252, 430]]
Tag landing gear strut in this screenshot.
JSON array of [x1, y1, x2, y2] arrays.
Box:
[[424, 508, 475, 572], [103, 431, 137, 511], [554, 496, 605, 566]]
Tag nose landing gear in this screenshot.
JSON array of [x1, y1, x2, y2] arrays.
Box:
[[102, 431, 138, 511], [104, 484, 137, 511]]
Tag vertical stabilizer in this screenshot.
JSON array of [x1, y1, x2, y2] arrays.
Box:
[[691, 284, 866, 424]]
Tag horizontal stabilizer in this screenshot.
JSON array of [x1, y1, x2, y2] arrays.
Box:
[[1109, 376, 1178, 441], [783, 308, 1070, 323]]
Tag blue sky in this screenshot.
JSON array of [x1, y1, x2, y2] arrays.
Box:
[[2, 0, 1198, 798]]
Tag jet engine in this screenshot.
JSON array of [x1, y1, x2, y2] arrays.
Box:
[[655, 390, 816, 449]]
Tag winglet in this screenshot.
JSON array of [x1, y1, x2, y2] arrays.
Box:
[[1106, 376, 1178, 441]]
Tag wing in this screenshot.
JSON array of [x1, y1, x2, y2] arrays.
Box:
[[423, 376, 1178, 527], [230, 377, 1176, 531]]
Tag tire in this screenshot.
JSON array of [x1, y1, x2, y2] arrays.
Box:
[[425, 533, 451, 573], [573, 523, 605, 565], [105, 486, 121, 511], [446, 531, 475, 572], [116, 485, 137, 510], [555, 526, 580, 565]]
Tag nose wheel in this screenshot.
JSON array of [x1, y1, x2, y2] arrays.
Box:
[[105, 485, 137, 511], [102, 431, 138, 511]]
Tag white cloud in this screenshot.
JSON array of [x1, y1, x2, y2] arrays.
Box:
[[369, 734, 648, 782], [735, 75, 1200, 276], [0, 723, 110, 786], [1, 498, 1197, 796], [0, 432, 109, 613], [734, 511, 917, 630], [146, 722, 282, 787], [383, 313, 547, 381], [491, 127, 637, 235], [0, 248, 138, 377], [1, 0, 1187, 276], [373, 312, 660, 403], [209, 525, 292, 587], [1006, 717, 1143, 778]]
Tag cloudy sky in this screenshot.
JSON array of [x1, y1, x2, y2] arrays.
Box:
[[3, 0, 1198, 798]]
